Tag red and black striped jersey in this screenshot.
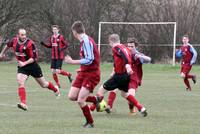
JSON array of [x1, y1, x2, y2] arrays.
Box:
[[43, 34, 68, 60], [7, 37, 37, 62], [112, 44, 132, 74]]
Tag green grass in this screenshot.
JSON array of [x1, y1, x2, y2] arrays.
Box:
[[0, 62, 200, 134]]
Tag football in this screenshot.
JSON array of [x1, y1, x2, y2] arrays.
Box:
[[99, 100, 107, 112]]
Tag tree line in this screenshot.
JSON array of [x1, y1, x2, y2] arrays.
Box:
[[0, 0, 199, 63]]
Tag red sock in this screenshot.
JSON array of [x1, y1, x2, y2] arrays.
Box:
[[53, 74, 60, 86], [86, 96, 97, 103], [59, 70, 71, 77], [81, 105, 94, 124], [186, 74, 194, 79], [48, 82, 58, 92], [128, 102, 134, 110], [126, 95, 142, 111], [107, 91, 116, 109], [184, 78, 191, 89], [89, 104, 96, 111], [18, 87, 26, 104]]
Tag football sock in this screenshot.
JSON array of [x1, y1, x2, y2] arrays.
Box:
[[89, 104, 96, 111], [107, 91, 116, 109], [128, 102, 134, 110], [59, 70, 71, 77], [53, 74, 60, 86], [48, 82, 58, 92], [18, 87, 26, 104], [86, 96, 97, 103], [186, 74, 194, 79], [184, 78, 191, 89], [126, 95, 142, 111], [81, 105, 94, 124]]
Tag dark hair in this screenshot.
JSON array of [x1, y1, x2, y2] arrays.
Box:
[[127, 37, 139, 47], [71, 21, 85, 34]]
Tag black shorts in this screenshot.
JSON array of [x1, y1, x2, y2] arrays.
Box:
[[18, 62, 43, 78], [51, 59, 63, 69], [103, 73, 130, 92]]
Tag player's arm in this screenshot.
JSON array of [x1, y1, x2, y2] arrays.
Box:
[[0, 39, 12, 59], [40, 38, 52, 48], [0, 45, 9, 59], [189, 45, 197, 65], [175, 49, 182, 58], [110, 68, 115, 77], [135, 53, 151, 64], [65, 36, 94, 65], [60, 36, 69, 51]]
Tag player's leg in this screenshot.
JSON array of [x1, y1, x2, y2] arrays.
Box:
[[51, 59, 61, 87], [52, 69, 60, 88], [68, 72, 83, 101], [128, 88, 137, 114], [68, 86, 80, 101], [180, 72, 191, 91], [120, 90, 147, 117], [128, 78, 138, 114], [106, 90, 117, 111], [16, 73, 28, 110], [185, 66, 197, 84], [35, 76, 60, 97], [181, 65, 194, 91], [77, 87, 94, 128], [57, 60, 72, 83]]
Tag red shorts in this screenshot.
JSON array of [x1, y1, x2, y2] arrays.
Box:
[[72, 71, 100, 92], [181, 65, 192, 75], [128, 74, 139, 91]]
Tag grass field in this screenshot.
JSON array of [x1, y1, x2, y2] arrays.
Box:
[[0, 62, 200, 134]]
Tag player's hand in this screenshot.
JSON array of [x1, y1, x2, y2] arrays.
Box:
[[18, 61, 26, 67], [40, 41, 45, 45], [125, 64, 133, 75], [135, 53, 142, 59], [64, 55, 73, 64]]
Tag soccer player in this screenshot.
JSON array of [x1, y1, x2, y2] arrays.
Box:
[[176, 35, 197, 91], [104, 37, 151, 114], [0, 29, 60, 111], [86, 34, 147, 117], [40, 25, 72, 88], [64, 21, 100, 128]]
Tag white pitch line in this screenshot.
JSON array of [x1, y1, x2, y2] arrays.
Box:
[[0, 103, 16, 107], [183, 93, 200, 97]]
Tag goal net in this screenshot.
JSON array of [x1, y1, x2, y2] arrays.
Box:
[[98, 22, 177, 66]]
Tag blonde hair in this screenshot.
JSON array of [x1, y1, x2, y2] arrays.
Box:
[[109, 34, 120, 44]]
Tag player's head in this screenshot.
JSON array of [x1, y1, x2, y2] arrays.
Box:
[[71, 21, 85, 39], [108, 34, 120, 47], [127, 37, 139, 53], [52, 25, 60, 35], [18, 28, 27, 42], [182, 35, 189, 44]]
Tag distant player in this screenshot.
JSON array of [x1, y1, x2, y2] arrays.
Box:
[[176, 35, 197, 91], [41, 25, 72, 88], [86, 34, 147, 117], [0, 29, 60, 111], [64, 21, 100, 128], [104, 37, 151, 114]]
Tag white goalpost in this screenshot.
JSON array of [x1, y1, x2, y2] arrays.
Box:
[[98, 21, 177, 66]]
